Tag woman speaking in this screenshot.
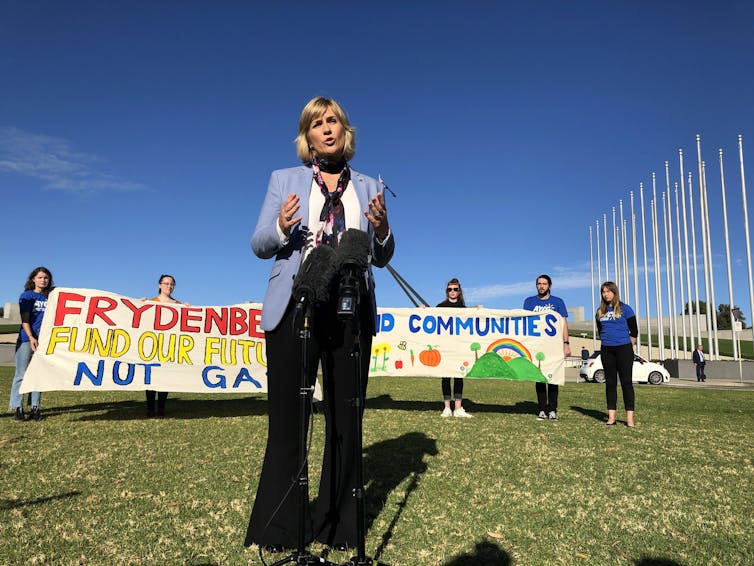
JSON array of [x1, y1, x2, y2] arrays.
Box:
[[245, 97, 395, 552]]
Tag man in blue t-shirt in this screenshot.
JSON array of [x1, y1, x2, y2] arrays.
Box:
[[523, 274, 570, 421]]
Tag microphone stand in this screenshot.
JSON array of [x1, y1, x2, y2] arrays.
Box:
[[341, 288, 389, 566], [272, 301, 337, 566]]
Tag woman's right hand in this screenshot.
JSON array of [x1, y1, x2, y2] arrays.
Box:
[[278, 194, 302, 236]]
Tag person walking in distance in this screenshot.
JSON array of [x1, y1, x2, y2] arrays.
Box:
[[523, 274, 570, 421], [692, 344, 706, 382]]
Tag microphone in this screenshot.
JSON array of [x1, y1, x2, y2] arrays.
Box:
[[292, 245, 337, 313], [335, 228, 371, 319]]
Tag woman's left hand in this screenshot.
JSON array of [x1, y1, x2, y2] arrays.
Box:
[[365, 192, 389, 241]]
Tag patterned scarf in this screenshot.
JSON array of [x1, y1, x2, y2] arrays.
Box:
[[312, 156, 350, 249]]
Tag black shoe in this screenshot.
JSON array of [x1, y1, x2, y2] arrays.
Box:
[[14, 407, 26, 421], [332, 542, 349, 552], [29, 406, 45, 421]]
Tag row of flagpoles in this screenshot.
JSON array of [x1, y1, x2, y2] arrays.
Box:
[[588, 134, 753, 361]]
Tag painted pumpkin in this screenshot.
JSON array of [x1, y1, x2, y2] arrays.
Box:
[[419, 346, 441, 367]]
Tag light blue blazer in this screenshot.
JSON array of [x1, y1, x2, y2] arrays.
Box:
[[251, 165, 395, 332]]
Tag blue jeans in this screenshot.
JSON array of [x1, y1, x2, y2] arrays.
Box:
[[9, 341, 41, 410]]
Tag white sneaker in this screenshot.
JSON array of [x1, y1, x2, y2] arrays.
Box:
[[453, 407, 472, 418], [548, 411, 558, 421], [537, 411, 547, 420], [441, 407, 453, 417]]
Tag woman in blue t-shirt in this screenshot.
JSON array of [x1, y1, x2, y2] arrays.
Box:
[[9, 266, 54, 422], [595, 281, 638, 427]]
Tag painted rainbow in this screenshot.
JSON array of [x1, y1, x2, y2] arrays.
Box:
[[486, 338, 532, 361]]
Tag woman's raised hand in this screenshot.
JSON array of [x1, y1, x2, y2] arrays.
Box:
[[365, 192, 389, 240], [278, 194, 302, 236]]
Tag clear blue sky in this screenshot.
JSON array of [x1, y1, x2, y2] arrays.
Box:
[[2, 1, 753, 324]]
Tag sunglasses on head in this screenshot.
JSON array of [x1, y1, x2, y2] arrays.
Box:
[[447, 287, 460, 292]]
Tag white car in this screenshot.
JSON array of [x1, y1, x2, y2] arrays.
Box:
[[579, 351, 670, 385]]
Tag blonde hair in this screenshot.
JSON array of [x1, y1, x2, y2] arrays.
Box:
[[295, 97, 356, 163], [597, 281, 622, 318]]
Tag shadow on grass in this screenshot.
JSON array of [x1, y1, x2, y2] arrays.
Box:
[[570, 405, 608, 422], [40, 396, 270, 421], [443, 540, 511, 565], [634, 558, 683, 565], [361, 432, 438, 562], [367, 394, 538, 415], [0, 490, 82, 510]]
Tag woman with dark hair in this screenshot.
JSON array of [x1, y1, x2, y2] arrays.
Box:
[[245, 96, 395, 552], [595, 281, 637, 427], [9, 266, 54, 421], [437, 278, 471, 417], [145, 274, 181, 418]]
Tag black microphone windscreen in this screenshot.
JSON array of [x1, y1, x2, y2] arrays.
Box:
[[336, 228, 371, 273], [293, 245, 337, 304]]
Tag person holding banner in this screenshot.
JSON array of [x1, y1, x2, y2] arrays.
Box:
[[245, 96, 395, 552], [144, 274, 181, 417], [595, 281, 637, 428], [437, 278, 472, 417], [523, 274, 570, 421], [8, 267, 54, 422]]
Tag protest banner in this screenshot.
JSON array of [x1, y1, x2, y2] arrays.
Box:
[[21, 289, 565, 394], [370, 307, 564, 384], [21, 288, 267, 394]]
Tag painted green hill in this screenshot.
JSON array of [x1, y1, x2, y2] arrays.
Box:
[[466, 352, 548, 382]]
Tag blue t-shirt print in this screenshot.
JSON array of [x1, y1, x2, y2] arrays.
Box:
[[19, 290, 48, 342], [598, 302, 635, 346], [523, 295, 568, 318]]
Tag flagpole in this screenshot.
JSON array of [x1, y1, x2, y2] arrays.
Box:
[[665, 160, 679, 357], [697, 135, 716, 358], [630, 191, 641, 353], [596, 219, 603, 285], [652, 197, 665, 360], [620, 199, 630, 305], [688, 171, 703, 344], [680, 150, 696, 353], [590, 226, 597, 351], [613, 206, 620, 291], [640, 182, 653, 358], [738, 134, 754, 346], [604, 213, 610, 281], [675, 182, 688, 358], [719, 148, 738, 360], [702, 159, 720, 358], [623, 217, 630, 308], [663, 191, 676, 357]]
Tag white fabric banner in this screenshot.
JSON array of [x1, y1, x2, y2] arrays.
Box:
[[371, 307, 564, 384], [21, 289, 565, 394], [21, 288, 267, 394]]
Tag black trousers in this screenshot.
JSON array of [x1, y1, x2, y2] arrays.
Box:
[[696, 363, 706, 381], [601, 343, 635, 411], [535, 382, 559, 412], [441, 377, 464, 400], [145, 390, 167, 413], [245, 295, 373, 549]]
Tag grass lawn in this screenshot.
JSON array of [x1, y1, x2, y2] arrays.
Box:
[[1, 367, 752, 565]]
